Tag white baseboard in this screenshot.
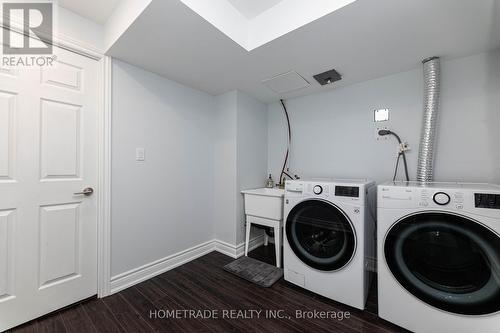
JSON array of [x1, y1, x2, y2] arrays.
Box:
[[214, 235, 265, 259], [109, 235, 265, 295], [109, 240, 215, 294]]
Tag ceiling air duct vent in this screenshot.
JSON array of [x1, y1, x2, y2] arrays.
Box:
[[262, 71, 310, 94], [313, 69, 342, 85]]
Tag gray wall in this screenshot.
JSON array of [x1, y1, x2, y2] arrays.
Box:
[[268, 51, 500, 185], [213, 91, 238, 245], [236, 92, 268, 245], [111, 60, 216, 277], [112, 69, 268, 277], [213, 91, 268, 246]]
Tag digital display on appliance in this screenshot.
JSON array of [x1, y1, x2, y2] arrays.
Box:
[[335, 186, 359, 198], [475, 193, 500, 209]]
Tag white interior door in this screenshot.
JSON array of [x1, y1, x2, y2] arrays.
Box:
[[0, 46, 99, 331]]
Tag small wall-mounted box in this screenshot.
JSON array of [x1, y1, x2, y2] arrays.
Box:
[[374, 108, 390, 122], [136, 148, 145, 161]]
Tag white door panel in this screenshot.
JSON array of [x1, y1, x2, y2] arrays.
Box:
[[39, 203, 82, 288], [0, 46, 98, 331], [0, 90, 16, 182], [40, 60, 83, 92], [0, 209, 15, 302], [40, 99, 82, 180]]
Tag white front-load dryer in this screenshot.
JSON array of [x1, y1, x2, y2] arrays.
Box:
[[377, 182, 500, 333], [284, 179, 376, 310]]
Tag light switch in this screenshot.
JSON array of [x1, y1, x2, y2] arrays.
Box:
[[136, 148, 145, 161]]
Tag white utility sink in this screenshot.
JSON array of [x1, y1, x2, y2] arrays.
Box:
[[241, 188, 285, 221], [241, 187, 285, 267]]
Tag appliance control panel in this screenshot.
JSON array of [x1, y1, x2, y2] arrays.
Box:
[[419, 190, 464, 209], [379, 186, 467, 211], [379, 184, 500, 217], [285, 181, 364, 202], [308, 183, 361, 201]]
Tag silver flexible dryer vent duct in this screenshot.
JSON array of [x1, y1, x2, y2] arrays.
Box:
[[417, 56, 441, 183]]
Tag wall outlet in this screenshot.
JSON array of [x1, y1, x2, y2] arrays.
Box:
[[375, 127, 390, 141]]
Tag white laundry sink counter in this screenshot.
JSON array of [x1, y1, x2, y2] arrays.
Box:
[[241, 187, 285, 267], [241, 187, 285, 198], [241, 188, 284, 221]]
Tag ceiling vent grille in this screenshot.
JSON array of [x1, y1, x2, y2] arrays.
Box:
[[313, 69, 342, 85], [262, 71, 310, 94]]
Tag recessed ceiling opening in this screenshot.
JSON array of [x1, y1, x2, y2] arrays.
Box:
[[179, 0, 359, 51]]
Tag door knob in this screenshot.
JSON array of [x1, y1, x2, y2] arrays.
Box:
[[74, 187, 94, 196]]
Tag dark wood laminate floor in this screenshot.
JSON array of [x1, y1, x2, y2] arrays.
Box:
[[8, 246, 407, 333]]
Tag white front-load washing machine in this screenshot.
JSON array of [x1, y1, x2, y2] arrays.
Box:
[[378, 182, 500, 333], [284, 179, 376, 310]]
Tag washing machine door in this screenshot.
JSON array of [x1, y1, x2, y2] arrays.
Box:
[[286, 199, 356, 271], [384, 212, 500, 315]]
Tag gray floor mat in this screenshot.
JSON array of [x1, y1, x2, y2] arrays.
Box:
[[223, 256, 283, 288]]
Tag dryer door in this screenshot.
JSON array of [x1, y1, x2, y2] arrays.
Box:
[[286, 199, 356, 271], [384, 212, 500, 315]]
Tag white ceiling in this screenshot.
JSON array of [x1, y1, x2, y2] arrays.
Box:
[[227, 0, 283, 19], [59, 0, 121, 24], [107, 0, 500, 103]]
